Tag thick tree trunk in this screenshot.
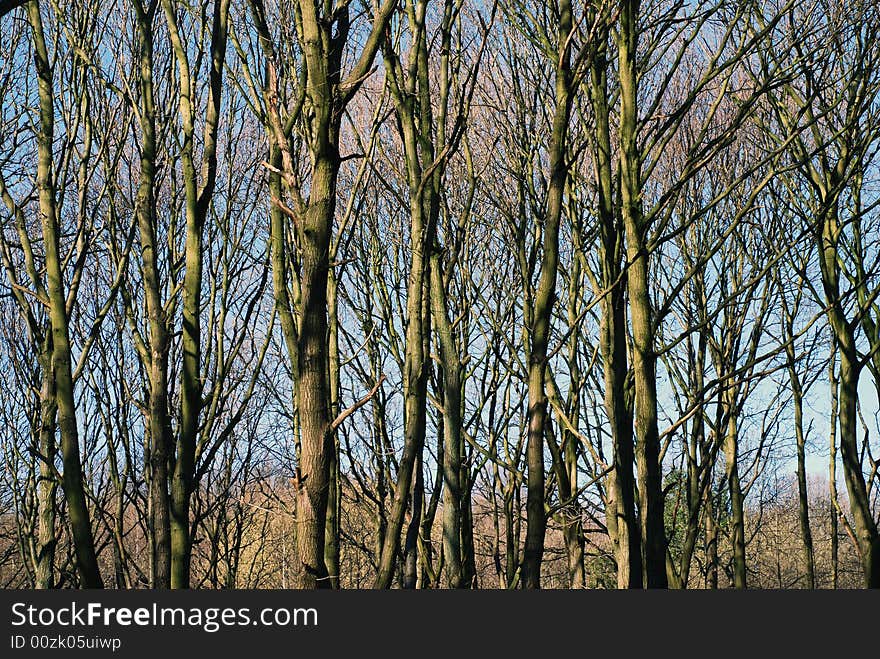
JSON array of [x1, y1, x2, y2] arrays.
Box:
[[602, 233, 642, 589], [293, 154, 336, 588], [523, 359, 549, 589], [628, 258, 667, 589], [558, 434, 585, 589], [35, 355, 57, 589], [325, 269, 341, 589], [521, 1, 573, 589], [722, 400, 747, 589], [402, 451, 425, 589], [28, 1, 103, 588], [132, 1, 171, 588], [836, 345, 880, 587], [250, 0, 394, 589], [552, 268, 586, 589], [590, 36, 641, 588], [430, 252, 465, 588], [618, 0, 666, 588], [818, 209, 880, 588]]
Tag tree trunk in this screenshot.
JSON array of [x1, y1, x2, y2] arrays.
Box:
[[166, 0, 231, 589], [829, 341, 839, 590], [589, 28, 641, 589], [374, 0, 441, 588], [28, 1, 103, 588], [293, 153, 336, 588], [325, 269, 341, 589], [132, 0, 171, 588], [791, 369, 815, 588], [818, 208, 880, 588], [461, 465, 477, 587], [836, 344, 879, 587], [521, 0, 573, 589], [402, 451, 425, 589], [373, 218, 431, 588], [618, 0, 667, 588], [722, 397, 747, 589], [430, 251, 465, 588], [35, 350, 57, 589], [705, 488, 718, 589], [679, 327, 708, 589]]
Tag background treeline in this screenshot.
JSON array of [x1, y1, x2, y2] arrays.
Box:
[[0, 0, 878, 589]]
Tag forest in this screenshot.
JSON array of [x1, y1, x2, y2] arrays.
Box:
[[0, 0, 878, 590]]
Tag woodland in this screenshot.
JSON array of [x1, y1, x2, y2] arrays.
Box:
[[0, 0, 879, 589]]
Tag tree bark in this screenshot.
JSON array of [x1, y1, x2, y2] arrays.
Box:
[[818, 206, 880, 588], [325, 268, 341, 589], [829, 340, 839, 590], [521, 0, 574, 590], [790, 363, 815, 588], [35, 346, 57, 589], [618, 0, 667, 588], [589, 22, 641, 589], [28, 0, 103, 588], [165, 0, 232, 589], [430, 252, 465, 588], [132, 0, 171, 589], [722, 393, 747, 589]]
